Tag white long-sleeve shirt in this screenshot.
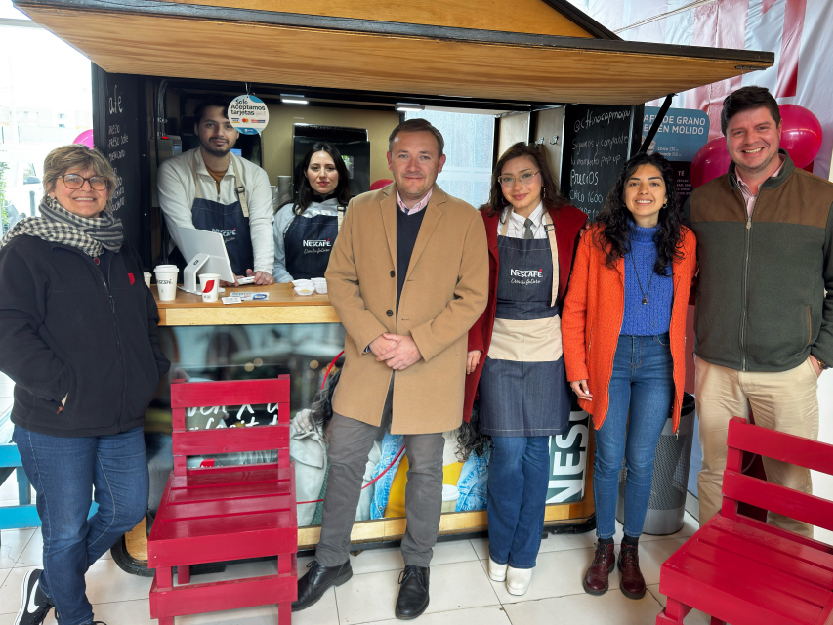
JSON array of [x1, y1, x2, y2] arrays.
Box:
[[272, 197, 341, 283], [157, 148, 274, 274]]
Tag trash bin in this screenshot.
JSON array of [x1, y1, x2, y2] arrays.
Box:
[[615, 393, 696, 535]]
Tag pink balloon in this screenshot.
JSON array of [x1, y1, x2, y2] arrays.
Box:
[[690, 138, 732, 188], [778, 105, 822, 169], [73, 129, 94, 148]]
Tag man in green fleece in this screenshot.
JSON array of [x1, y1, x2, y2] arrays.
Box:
[[686, 86, 833, 538]]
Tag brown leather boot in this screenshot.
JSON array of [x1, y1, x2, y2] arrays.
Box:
[[583, 542, 615, 596], [618, 542, 647, 599]]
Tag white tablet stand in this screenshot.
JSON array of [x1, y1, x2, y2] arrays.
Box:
[[183, 253, 210, 294]]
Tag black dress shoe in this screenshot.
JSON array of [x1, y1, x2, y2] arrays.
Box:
[[395, 565, 430, 620], [292, 560, 353, 612]]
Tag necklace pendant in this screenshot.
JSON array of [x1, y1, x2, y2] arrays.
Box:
[[642, 297, 648, 305]]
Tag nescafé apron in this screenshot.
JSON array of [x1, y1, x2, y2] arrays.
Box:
[[284, 205, 346, 280], [190, 156, 253, 276], [479, 210, 571, 437]]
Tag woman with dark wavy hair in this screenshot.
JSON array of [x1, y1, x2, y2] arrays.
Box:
[[463, 142, 586, 596], [562, 151, 696, 600], [272, 143, 351, 281]]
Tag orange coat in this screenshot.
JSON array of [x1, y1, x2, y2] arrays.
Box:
[[561, 225, 697, 432]]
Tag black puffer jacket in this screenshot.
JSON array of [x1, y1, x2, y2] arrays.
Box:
[[0, 234, 170, 437]]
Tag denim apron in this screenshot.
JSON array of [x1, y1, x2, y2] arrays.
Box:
[[190, 155, 253, 276], [284, 204, 346, 280], [479, 209, 571, 437]]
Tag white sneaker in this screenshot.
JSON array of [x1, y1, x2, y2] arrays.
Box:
[[506, 565, 533, 596], [487, 558, 507, 582]]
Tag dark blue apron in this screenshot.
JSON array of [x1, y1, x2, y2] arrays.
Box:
[[284, 207, 345, 280], [190, 156, 253, 277], [480, 210, 571, 437]]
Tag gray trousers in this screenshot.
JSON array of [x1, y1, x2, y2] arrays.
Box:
[[315, 381, 445, 568]]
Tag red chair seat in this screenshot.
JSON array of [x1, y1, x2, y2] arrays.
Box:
[[661, 515, 833, 625], [148, 464, 297, 567]]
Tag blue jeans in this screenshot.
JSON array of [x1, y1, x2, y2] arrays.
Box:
[[487, 436, 550, 568], [594, 334, 674, 540], [13, 426, 148, 625]]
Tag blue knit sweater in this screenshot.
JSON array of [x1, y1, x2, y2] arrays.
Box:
[[621, 225, 673, 336]]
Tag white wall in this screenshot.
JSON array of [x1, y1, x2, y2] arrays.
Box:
[[813, 374, 833, 542]]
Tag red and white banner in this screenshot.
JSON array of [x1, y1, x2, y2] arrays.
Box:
[[571, 0, 833, 177]]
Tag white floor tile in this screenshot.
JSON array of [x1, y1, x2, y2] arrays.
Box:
[[88, 599, 154, 625], [83, 557, 152, 604], [648, 584, 715, 624], [0, 568, 10, 594], [634, 538, 689, 586], [350, 539, 478, 575], [291, 586, 339, 625], [335, 560, 499, 624], [0, 528, 35, 567], [362, 605, 512, 625], [484, 546, 612, 604], [0, 567, 28, 617], [503, 589, 663, 624]]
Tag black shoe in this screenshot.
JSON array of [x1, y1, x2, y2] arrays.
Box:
[[395, 565, 430, 620], [292, 560, 353, 612], [15, 569, 53, 625]]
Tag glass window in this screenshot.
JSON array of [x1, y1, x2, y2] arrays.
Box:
[[405, 110, 495, 208]]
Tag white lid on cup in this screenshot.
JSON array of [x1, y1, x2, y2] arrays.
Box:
[[154, 265, 179, 273]]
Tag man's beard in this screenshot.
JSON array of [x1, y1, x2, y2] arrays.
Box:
[[200, 137, 231, 158], [735, 147, 778, 176]]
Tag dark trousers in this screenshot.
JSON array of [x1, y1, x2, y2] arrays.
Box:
[[315, 381, 445, 568]]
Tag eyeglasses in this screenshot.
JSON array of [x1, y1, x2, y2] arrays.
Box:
[[497, 171, 540, 188], [59, 174, 109, 191]]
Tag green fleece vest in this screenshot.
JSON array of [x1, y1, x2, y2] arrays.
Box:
[[686, 149, 833, 372]]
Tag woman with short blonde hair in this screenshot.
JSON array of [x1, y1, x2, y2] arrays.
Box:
[[0, 145, 169, 625]]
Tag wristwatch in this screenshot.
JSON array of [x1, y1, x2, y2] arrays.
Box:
[[815, 357, 829, 371]]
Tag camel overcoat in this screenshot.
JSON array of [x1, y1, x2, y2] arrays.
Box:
[[325, 184, 489, 435]]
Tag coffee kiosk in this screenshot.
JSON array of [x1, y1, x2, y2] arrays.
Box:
[[14, 0, 772, 574]]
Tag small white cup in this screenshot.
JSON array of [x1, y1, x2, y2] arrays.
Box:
[[294, 285, 315, 296], [154, 265, 179, 301], [313, 278, 327, 294], [199, 273, 221, 303], [143, 272, 152, 288]]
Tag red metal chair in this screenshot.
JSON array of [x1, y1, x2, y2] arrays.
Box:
[[657, 416, 833, 625], [148, 376, 297, 624]]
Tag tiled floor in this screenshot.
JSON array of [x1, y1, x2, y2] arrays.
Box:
[[0, 508, 716, 625]]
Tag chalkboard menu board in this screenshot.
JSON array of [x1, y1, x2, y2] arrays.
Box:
[[92, 67, 148, 263], [561, 105, 636, 222]]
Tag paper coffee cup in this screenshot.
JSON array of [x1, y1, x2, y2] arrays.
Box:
[[199, 273, 221, 303], [143, 272, 151, 288], [154, 265, 179, 301], [441, 484, 459, 513]]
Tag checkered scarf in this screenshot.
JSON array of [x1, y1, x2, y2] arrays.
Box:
[[0, 196, 123, 257]]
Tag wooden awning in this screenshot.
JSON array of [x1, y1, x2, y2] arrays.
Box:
[[16, 0, 773, 105]]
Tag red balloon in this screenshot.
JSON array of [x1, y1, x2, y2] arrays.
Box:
[[778, 104, 822, 169], [690, 138, 732, 188]]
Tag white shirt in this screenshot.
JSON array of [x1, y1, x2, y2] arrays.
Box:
[[498, 202, 548, 239], [157, 148, 275, 274]]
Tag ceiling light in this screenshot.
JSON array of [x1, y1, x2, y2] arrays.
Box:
[[396, 104, 425, 112], [281, 94, 309, 105]]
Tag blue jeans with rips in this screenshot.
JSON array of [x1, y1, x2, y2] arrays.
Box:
[[487, 435, 550, 568], [13, 425, 148, 625], [593, 333, 674, 540]]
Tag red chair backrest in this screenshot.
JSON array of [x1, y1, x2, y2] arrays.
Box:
[[721, 416, 833, 532], [170, 375, 290, 476]]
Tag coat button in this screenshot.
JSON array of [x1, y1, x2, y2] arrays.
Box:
[[386, 310, 393, 316], [390, 271, 395, 277]]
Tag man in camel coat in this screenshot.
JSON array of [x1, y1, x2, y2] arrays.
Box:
[[293, 118, 488, 619]]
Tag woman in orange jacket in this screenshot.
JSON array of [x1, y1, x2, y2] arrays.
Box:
[[562, 152, 696, 601]]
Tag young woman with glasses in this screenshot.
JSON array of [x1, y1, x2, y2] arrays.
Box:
[[463, 142, 586, 596], [562, 152, 696, 600]]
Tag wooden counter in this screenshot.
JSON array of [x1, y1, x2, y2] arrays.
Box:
[[153, 283, 340, 326]]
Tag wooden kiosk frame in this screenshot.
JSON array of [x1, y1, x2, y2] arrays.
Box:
[[15, 0, 773, 570]]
